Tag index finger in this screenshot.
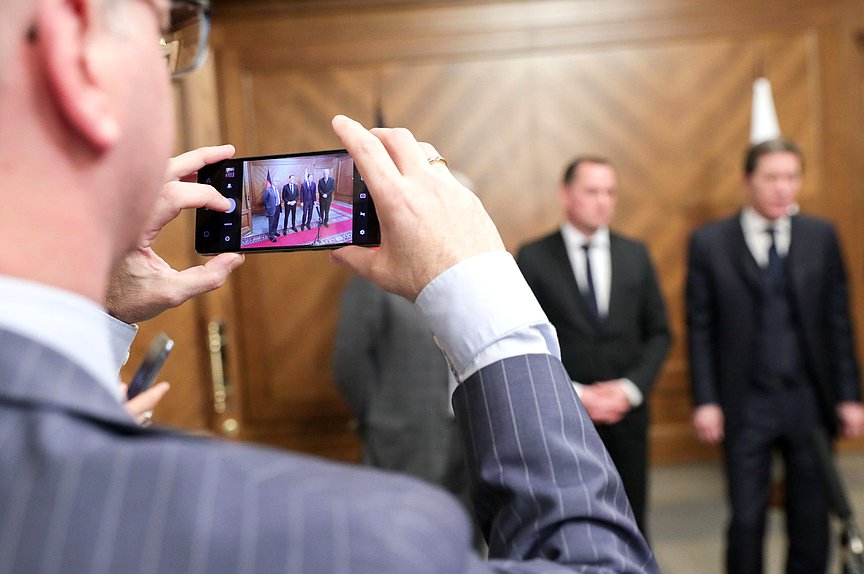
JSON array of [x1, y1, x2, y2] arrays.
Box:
[[331, 115, 402, 203], [167, 145, 236, 183]]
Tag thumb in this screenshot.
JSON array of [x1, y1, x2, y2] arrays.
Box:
[[331, 246, 377, 279]]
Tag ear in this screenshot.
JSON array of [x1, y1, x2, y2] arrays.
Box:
[[35, 0, 119, 153], [557, 183, 570, 210]]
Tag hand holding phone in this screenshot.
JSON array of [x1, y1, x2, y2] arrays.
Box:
[[196, 149, 379, 254], [127, 333, 174, 400]]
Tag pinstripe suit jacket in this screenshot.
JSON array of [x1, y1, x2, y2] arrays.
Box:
[[0, 327, 656, 573]]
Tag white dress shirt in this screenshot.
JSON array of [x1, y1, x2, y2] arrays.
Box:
[[740, 206, 791, 267], [558, 223, 643, 407], [0, 275, 137, 401], [560, 223, 611, 318]]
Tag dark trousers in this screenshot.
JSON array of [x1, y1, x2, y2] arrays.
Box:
[[282, 204, 296, 231], [320, 196, 332, 224], [595, 406, 648, 537], [724, 382, 829, 574], [302, 202, 314, 228], [267, 210, 280, 239]]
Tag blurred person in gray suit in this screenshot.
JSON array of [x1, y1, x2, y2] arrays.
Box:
[[0, 0, 657, 570], [333, 277, 471, 514]]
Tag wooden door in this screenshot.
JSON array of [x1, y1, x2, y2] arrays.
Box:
[[181, 0, 864, 461]]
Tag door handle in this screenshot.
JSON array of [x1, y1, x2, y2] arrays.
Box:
[[207, 320, 229, 415]]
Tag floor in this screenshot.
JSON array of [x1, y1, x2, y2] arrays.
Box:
[[243, 201, 352, 249], [649, 452, 864, 573]]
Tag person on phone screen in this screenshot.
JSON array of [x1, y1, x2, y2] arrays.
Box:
[[0, 1, 655, 571], [262, 180, 281, 242], [301, 172, 317, 230], [319, 168, 336, 227], [282, 174, 299, 234]]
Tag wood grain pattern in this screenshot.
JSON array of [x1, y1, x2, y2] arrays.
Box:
[[192, 0, 864, 462]]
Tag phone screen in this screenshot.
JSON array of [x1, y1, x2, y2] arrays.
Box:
[[127, 333, 174, 400], [195, 149, 380, 254]]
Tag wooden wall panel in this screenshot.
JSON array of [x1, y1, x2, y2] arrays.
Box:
[[204, 0, 864, 462]]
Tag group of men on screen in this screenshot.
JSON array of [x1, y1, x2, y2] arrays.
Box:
[[262, 169, 337, 241]]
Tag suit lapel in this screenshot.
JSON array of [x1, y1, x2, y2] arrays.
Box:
[[729, 215, 762, 295], [786, 215, 808, 303], [605, 234, 626, 331], [550, 232, 602, 334]]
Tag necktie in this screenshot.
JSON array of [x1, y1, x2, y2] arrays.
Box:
[[766, 227, 781, 271], [581, 243, 601, 322]]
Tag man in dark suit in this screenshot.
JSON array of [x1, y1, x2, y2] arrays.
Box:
[[0, 1, 656, 569], [318, 168, 336, 227], [517, 156, 670, 535], [281, 174, 299, 234], [687, 138, 864, 574], [300, 172, 317, 230], [262, 179, 280, 241]]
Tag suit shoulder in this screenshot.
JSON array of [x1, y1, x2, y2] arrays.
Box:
[[690, 214, 739, 244], [794, 213, 836, 234], [608, 231, 647, 251], [516, 230, 561, 258]]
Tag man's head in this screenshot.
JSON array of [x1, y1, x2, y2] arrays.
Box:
[[307, 173, 314, 182], [288, 175, 295, 184], [0, 0, 175, 298], [743, 138, 803, 221], [323, 169, 331, 178], [558, 156, 618, 236]]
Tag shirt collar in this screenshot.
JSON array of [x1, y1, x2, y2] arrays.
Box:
[[560, 221, 610, 249], [0, 274, 123, 400], [740, 206, 791, 235]]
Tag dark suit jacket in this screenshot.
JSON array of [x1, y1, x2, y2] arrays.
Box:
[[300, 181, 316, 204], [262, 185, 280, 216], [318, 177, 335, 200], [517, 230, 670, 411], [686, 212, 861, 435], [282, 183, 299, 204], [0, 327, 657, 572]]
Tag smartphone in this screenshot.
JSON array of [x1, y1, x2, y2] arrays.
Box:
[[127, 333, 174, 400], [195, 149, 380, 254]]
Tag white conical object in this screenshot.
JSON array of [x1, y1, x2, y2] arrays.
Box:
[[750, 77, 781, 144]]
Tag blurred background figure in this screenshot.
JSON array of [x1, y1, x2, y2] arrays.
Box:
[[517, 156, 671, 536], [333, 277, 476, 537], [687, 138, 864, 574]]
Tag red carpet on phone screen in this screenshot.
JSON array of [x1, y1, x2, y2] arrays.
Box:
[[244, 202, 354, 249]]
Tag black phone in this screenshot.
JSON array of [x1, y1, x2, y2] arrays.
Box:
[[195, 149, 380, 254], [127, 333, 174, 400]]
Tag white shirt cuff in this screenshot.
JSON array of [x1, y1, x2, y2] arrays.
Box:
[[619, 378, 644, 408], [105, 314, 138, 374], [571, 379, 643, 407], [415, 251, 559, 381]]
